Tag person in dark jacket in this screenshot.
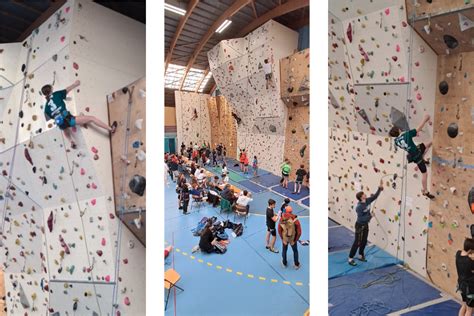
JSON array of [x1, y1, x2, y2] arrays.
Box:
[[348, 180, 383, 266], [278, 206, 302, 269], [199, 223, 218, 253], [456, 238, 474, 316]]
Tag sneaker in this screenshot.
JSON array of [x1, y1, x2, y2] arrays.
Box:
[[294, 264, 301, 270], [358, 255, 367, 262], [281, 260, 287, 268], [265, 245, 270, 250], [269, 247, 279, 253], [348, 259, 357, 266], [423, 191, 435, 200], [191, 245, 200, 253]]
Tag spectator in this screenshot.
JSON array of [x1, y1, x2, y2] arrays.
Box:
[[294, 164, 307, 194], [235, 190, 253, 213], [266, 199, 280, 253], [278, 206, 302, 269]]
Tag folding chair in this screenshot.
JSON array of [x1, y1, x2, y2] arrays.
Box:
[[164, 269, 184, 311], [190, 195, 206, 211], [234, 204, 249, 226], [220, 198, 232, 218]]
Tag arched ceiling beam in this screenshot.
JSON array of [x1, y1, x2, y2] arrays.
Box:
[[165, 0, 200, 73], [237, 0, 309, 37], [178, 0, 252, 90], [194, 69, 209, 93]]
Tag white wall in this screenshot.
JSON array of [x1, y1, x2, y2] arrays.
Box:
[[208, 20, 298, 173], [175, 91, 212, 148], [328, 2, 437, 276], [0, 1, 146, 315]]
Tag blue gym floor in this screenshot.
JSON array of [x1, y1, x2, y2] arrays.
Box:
[[328, 218, 460, 315], [164, 164, 310, 315]]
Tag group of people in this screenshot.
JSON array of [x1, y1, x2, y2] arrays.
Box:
[[180, 141, 228, 167], [266, 198, 303, 269], [238, 149, 259, 176], [280, 159, 309, 194]]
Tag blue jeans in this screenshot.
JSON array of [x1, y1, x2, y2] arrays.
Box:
[[282, 242, 299, 266]]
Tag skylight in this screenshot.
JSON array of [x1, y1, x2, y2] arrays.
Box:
[[165, 64, 212, 93]]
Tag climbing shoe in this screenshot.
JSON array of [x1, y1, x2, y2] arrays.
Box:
[[358, 255, 367, 262]]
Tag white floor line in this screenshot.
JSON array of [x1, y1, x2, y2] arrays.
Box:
[[386, 296, 451, 315], [328, 225, 342, 229]]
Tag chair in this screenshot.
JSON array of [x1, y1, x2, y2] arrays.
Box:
[[190, 195, 206, 211], [164, 269, 184, 311], [220, 198, 232, 218], [234, 204, 249, 226]]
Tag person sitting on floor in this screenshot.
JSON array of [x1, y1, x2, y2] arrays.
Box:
[[235, 190, 253, 213], [457, 237, 474, 316], [199, 222, 219, 253]]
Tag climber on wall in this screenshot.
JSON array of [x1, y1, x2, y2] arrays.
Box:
[[348, 180, 384, 266], [42, 80, 117, 148], [389, 114, 435, 199], [263, 58, 275, 90]]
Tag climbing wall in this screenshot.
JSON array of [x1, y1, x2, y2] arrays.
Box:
[[328, 1, 438, 276], [426, 52, 474, 298], [108, 78, 146, 246], [284, 106, 309, 170], [207, 96, 237, 158], [280, 48, 310, 107], [406, 0, 472, 19], [175, 91, 211, 148], [0, 1, 146, 315], [208, 20, 298, 174], [328, 13, 358, 130]]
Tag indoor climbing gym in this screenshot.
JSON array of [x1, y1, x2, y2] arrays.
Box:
[[164, 1, 310, 315], [329, 0, 474, 315], [0, 1, 146, 315]]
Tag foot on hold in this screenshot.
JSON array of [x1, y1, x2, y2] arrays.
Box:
[[358, 255, 367, 262], [348, 259, 357, 266], [110, 121, 118, 134], [269, 247, 279, 253], [423, 191, 435, 200]]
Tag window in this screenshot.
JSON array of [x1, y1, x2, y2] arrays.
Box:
[[165, 64, 212, 92]]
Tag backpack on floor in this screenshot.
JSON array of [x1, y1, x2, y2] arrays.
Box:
[[215, 242, 227, 254], [280, 217, 296, 244], [233, 223, 244, 237], [216, 231, 229, 240], [192, 217, 209, 236]]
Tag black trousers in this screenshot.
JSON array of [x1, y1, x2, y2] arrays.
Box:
[[349, 222, 369, 258]]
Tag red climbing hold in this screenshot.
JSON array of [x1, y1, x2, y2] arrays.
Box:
[[346, 22, 352, 43], [24, 148, 33, 165], [47, 211, 54, 232], [73, 62, 79, 70]]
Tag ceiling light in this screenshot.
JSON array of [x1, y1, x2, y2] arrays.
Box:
[[165, 3, 186, 16], [216, 20, 232, 33]]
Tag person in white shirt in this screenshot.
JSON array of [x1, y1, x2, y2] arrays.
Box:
[[236, 190, 253, 212], [197, 169, 207, 188], [194, 166, 201, 178], [263, 59, 275, 90], [222, 173, 229, 184]]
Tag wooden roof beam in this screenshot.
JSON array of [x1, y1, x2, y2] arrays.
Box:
[[250, 0, 258, 18], [178, 0, 252, 90], [194, 69, 209, 92], [165, 0, 200, 73], [237, 0, 309, 37], [17, 0, 67, 42], [11, 0, 42, 14]]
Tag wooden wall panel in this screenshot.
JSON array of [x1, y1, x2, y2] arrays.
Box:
[[108, 77, 146, 246]]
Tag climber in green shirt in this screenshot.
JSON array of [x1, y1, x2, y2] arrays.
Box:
[[280, 159, 292, 189], [42, 80, 117, 149], [389, 114, 434, 199]]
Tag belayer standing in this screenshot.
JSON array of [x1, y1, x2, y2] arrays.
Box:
[[348, 180, 383, 266]]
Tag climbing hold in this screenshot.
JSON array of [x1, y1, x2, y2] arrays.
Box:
[[439, 81, 449, 95], [135, 118, 143, 130], [129, 175, 146, 196], [269, 125, 276, 133], [24, 148, 33, 165], [447, 123, 458, 138], [443, 35, 459, 49], [291, 129, 296, 134], [124, 297, 131, 306], [73, 62, 79, 70], [47, 211, 54, 232], [300, 145, 307, 158], [136, 150, 146, 161], [346, 22, 352, 43], [287, 87, 294, 93], [469, 187, 474, 214]]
